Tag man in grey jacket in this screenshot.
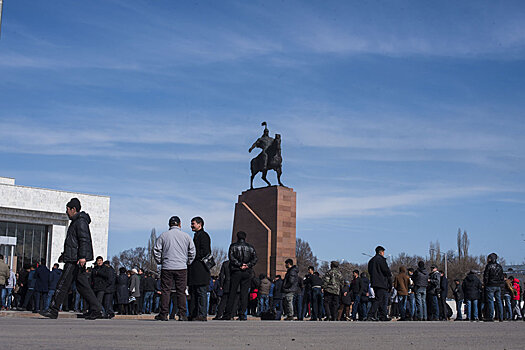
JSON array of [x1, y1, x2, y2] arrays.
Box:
[[154, 216, 196, 321]]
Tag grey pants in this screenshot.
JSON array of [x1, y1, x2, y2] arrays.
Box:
[[284, 293, 294, 317]]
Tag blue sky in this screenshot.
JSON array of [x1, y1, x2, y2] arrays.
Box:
[[1, 1, 524, 264]]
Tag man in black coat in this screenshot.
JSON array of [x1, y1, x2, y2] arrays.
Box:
[[462, 270, 482, 321], [103, 261, 116, 318], [41, 198, 103, 320], [483, 252, 504, 321], [188, 217, 211, 321], [282, 259, 300, 321], [91, 256, 108, 311], [439, 271, 449, 320], [34, 258, 50, 312], [367, 245, 392, 321], [214, 260, 232, 320], [452, 278, 464, 321], [221, 231, 257, 320]]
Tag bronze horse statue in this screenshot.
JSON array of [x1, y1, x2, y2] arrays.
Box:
[[249, 123, 284, 190]]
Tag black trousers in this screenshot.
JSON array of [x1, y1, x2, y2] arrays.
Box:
[[189, 285, 208, 318], [369, 287, 388, 320], [323, 292, 339, 320], [49, 262, 102, 313], [104, 293, 114, 316], [224, 270, 251, 318]]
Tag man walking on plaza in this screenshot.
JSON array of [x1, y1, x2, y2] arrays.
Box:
[[483, 253, 504, 322], [367, 245, 392, 321], [221, 231, 257, 320], [188, 216, 211, 321], [153, 216, 196, 321], [41, 198, 104, 319]]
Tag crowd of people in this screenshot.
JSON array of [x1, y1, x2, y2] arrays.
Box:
[[1, 198, 524, 323]]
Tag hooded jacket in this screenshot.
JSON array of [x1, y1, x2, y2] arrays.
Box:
[[462, 273, 482, 300], [393, 267, 410, 296], [62, 212, 94, 263]]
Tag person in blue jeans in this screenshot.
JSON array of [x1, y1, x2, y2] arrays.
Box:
[[413, 261, 428, 320], [46, 264, 62, 312], [502, 274, 514, 320], [462, 270, 482, 321], [483, 253, 504, 321], [406, 268, 416, 320]]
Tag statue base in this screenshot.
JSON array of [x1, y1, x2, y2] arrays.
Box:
[[231, 186, 296, 279]]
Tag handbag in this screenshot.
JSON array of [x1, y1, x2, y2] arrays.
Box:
[[201, 253, 216, 272]]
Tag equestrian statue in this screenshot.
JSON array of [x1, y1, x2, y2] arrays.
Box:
[[249, 122, 284, 190]]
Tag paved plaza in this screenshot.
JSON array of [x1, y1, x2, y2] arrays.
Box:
[[1, 317, 523, 350]]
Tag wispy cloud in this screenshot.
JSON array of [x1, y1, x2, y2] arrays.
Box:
[[298, 184, 511, 219]]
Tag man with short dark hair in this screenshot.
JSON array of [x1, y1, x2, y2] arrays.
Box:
[[47, 263, 62, 311], [282, 258, 299, 321], [428, 265, 441, 321], [413, 261, 428, 320], [483, 252, 504, 322], [367, 246, 392, 321], [452, 278, 464, 321], [41, 198, 103, 320], [153, 216, 196, 321], [350, 269, 360, 321], [34, 258, 50, 313], [188, 216, 211, 321], [91, 256, 107, 315], [221, 231, 257, 320]]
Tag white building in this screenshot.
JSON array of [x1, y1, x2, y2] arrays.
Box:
[[0, 176, 110, 270]]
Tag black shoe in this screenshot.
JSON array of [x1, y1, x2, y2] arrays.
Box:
[[194, 316, 207, 321], [39, 310, 58, 319], [77, 311, 91, 318], [178, 315, 189, 321], [212, 316, 222, 320], [284, 316, 294, 321], [367, 317, 379, 322], [220, 315, 232, 320], [85, 311, 103, 320], [155, 314, 169, 321]]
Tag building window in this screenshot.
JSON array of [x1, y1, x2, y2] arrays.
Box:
[[0, 221, 48, 270]]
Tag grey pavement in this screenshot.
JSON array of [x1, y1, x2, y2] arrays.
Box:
[[0, 317, 523, 350]]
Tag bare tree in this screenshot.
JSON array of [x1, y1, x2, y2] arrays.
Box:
[[457, 228, 462, 262], [210, 247, 228, 276], [461, 230, 470, 258], [146, 228, 157, 272], [295, 238, 319, 276], [111, 247, 155, 272]]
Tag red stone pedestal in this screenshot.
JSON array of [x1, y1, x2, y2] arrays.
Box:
[[231, 186, 296, 278]]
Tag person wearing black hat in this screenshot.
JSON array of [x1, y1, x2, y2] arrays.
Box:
[[41, 198, 104, 320]]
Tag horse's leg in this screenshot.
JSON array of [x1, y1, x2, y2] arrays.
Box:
[[276, 167, 284, 187], [250, 172, 256, 190], [261, 170, 272, 187]]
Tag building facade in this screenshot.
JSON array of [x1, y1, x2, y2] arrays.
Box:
[[0, 177, 110, 271]]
